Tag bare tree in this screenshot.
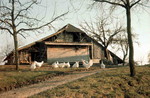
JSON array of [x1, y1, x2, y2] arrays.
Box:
[[113, 32, 128, 66], [0, 0, 68, 70], [80, 16, 125, 60], [113, 32, 139, 66], [93, 0, 149, 77]]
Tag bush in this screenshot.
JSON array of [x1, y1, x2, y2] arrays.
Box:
[[100, 59, 113, 65]]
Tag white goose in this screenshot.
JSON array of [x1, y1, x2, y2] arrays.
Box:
[[57, 62, 66, 68], [35, 61, 44, 67], [81, 59, 93, 69], [100, 61, 105, 68], [52, 62, 59, 68], [64, 62, 70, 68], [72, 61, 79, 68], [30, 61, 36, 70]]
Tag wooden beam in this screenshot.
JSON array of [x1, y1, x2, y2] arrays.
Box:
[[45, 42, 92, 46]]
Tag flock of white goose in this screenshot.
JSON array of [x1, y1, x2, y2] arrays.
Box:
[[30, 59, 105, 70]]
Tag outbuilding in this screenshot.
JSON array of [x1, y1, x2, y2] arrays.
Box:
[[5, 24, 123, 65]]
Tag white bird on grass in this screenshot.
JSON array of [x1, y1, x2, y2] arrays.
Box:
[[100, 61, 105, 68], [52, 62, 59, 68], [64, 62, 70, 68], [57, 62, 66, 68], [52, 61, 70, 68], [72, 61, 79, 68], [30, 61, 36, 70], [35, 61, 44, 67], [81, 59, 93, 69], [56, 61, 59, 65]]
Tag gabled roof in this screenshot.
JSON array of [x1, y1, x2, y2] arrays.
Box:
[[18, 24, 85, 51], [63, 24, 85, 33]]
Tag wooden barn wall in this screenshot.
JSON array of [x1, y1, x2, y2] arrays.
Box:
[[47, 45, 89, 64], [55, 32, 73, 42], [6, 43, 47, 65], [19, 51, 31, 64], [93, 42, 104, 59], [45, 31, 91, 43], [6, 50, 31, 65]]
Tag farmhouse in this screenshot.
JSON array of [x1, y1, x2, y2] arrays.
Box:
[[4, 24, 123, 65]]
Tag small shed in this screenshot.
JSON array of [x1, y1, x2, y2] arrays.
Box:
[[4, 24, 123, 65]]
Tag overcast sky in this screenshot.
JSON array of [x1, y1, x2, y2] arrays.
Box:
[[0, 0, 150, 64]]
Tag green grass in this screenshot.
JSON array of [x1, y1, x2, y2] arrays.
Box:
[[0, 65, 59, 90], [0, 65, 98, 92], [30, 65, 150, 98]]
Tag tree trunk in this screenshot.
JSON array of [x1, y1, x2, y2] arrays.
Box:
[[122, 46, 128, 66], [11, 0, 19, 70], [104, 47, 108, 59], [126, 7, 136, 77], [123, 54, 127, 66], [13, 33, 19, 70]]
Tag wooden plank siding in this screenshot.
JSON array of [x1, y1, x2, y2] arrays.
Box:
[[47, 45, 90, 64], [92, 42, 105, 63], [19, 51, 31, 64]]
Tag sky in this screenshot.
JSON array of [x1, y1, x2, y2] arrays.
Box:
[[0, 0, 150, 64]]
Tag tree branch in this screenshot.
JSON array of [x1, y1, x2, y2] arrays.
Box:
[[0, 12, 11, 17], [94, 0, 126, 8], [0, 19, 13, 28], [0, 6, 11, 10], [130, 0, 141, 8], [17, 11, 68, 33], [107, 26, 125, 46], [18, 32, 26, 39], [16, 21, 34, 27], [16, 14, 41, 22], [0, 26, 13, 35], [14, 1, 36, 20], [120, 0, 126, 5]]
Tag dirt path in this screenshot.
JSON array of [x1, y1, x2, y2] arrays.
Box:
[[0, 70, 102, 98]]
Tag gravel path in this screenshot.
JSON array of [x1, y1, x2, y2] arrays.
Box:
[[0, 70, 101, 98]]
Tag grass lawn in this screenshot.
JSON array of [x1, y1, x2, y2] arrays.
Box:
[[30, 65, 150, 98], [0, 65, 98, 92]]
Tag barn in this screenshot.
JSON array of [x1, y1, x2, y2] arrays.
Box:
[[4, 24, 123, 65]]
